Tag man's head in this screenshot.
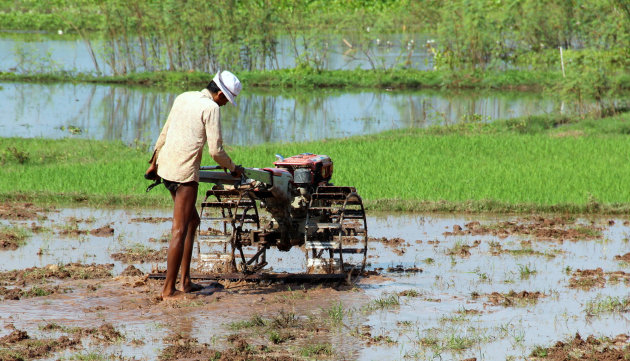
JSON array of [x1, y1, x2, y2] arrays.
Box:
[[207, 70, 241, 107]]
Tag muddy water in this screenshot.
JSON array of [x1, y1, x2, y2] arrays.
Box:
[[1, 208, 629, 360], [0, 81, 564, 146]]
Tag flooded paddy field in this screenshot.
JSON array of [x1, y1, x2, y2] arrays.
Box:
[[1, 203, 629, 360], [0, 81, 563, 147]]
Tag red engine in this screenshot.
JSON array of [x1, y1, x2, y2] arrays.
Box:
[[273, 153, 333, 186]]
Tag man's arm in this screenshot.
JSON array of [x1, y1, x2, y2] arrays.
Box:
[[205, 107, 237, 173]]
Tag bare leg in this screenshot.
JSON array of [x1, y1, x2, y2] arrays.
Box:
[[162, 183, 198, 300], [180, 208, 203, 292]]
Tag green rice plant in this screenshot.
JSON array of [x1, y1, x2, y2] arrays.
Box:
[[300, 343, 332, 357], [584, 295, 630, 316], [438, 313, 469, 324], [518, 264, 537, 279], [5, 111, 630, 213], [267, 330, 293, 344], [66, 352, 110, 361], [325, 301, 344, 326], [23, 286, 53, 298], [1, 146, 30, 164], [276, 285, 308, 303], [398, 289, 420, 297], [530, 345, 548, 357], [444, 334, 475, 350], [227, 314, 267, 330], [269, 311, 298, 329], [476, 270, 490, 282], [364, 293, 400, 312]]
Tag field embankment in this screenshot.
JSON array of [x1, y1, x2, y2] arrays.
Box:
[[2, 112, 630, 213]]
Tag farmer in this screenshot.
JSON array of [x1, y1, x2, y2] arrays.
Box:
[[145, 70, 244, 300]]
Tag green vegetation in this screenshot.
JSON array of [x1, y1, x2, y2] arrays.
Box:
[[518, 264, 537, 279], [1, 0, 630, 98], [364, 293, 400, 312], [299, 343, 333, 357], [325, 301, 345, 326], [0, 68, 559, 92], [3, 111, 630, 213], [584, 295, 630, 316], [0, 225, 31, 248], [227, 314, 267, 331], [417, 326, 490, 354]]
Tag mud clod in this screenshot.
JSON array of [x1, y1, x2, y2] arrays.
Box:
[[615, 252, 630, 262], [79, 323, 124, 343], [386, 265, 422, 273], [0, 329, 79, 360], [0, 232, 24, 250], [111, 247, 167, 264], [444, 216, 603, 241], [0, 203, 49, 221], [531, 333, 630, 360], [121, 265, 144, 277], [130, 216, 171, 223], [0, 330, 29, 344], [567, 268, 630, 289], [90, 225, 114, 236], [487, 290, 544, 306], [0, 263, 113, 285]]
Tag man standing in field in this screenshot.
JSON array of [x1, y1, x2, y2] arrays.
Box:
[[145, 70, 244, 300]]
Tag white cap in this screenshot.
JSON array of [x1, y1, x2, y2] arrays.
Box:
[[213, 70, 241, 106]]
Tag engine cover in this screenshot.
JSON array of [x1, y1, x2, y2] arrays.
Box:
[[273, 153, 333, 185]]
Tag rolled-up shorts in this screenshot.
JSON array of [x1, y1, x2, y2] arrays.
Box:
[[163, 179, 198, 193]]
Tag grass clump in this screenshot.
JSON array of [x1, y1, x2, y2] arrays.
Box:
[[325, 302, 344, 326], [300, 343, 333, 357], [518, 264, 538, 279], [584, 295, 630, 316], [0, 225, 31, 249], [364, 293, 400, 312], [227, 314, 267, 331]]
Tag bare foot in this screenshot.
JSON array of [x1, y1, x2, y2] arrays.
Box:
[[182, 282, 204, 293], [161, 290, 190, 300]]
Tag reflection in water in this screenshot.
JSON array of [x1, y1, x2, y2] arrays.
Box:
[[0, 33, 432, 74], [0, 82, 563, 146]]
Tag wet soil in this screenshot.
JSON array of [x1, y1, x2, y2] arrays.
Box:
[[159, 333, 297, 361], [90, 225, 115, 236], [111, 247, 168, 263], [2, 207, 630, 360], [0, 263, 113, 285], [130, 216, 171, 224], [0, 272, 370, 360], [0, 231, 23, 250], [0, 329, 80, 360], [531, 333, 630, 360], [615, 252, 630, 262], [121, 265, 144, 277], [486, 290, 545, 307], [0, 203, 49, 221], [370, 237, 409, 256], [446, 239, 481, 257], [444, 216, 603, 241], [0, 285, 63, 300], [568, 268, 630, 290]]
